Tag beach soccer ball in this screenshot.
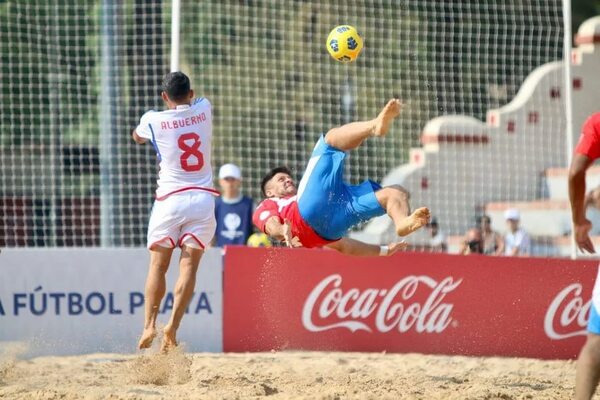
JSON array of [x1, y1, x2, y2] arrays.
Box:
[[247, 232, 272, 248], [326, 25, 363, 63]]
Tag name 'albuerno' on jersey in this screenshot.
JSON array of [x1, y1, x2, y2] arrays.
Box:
[[135, 97, 219, 200]]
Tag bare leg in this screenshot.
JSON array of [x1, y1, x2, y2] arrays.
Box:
[[162, 245, 203, 352], [138, 246, 173, 349], [576, 334, 600, 400], [375, 185, 430, 237], [325, 99, 402, 151]]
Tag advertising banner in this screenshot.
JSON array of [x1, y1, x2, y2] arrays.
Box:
[[0, 247, 223, 356], [223, 247, 598, 359]]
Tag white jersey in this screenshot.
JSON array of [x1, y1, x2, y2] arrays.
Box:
[[136, 97, 218, 200], [504, 229, 531, 256]]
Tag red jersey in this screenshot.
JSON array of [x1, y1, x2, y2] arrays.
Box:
[[252, 196, 336, 248], [575, 112, 600, 160]]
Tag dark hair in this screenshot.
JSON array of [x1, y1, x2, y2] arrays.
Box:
[[477, 215, 491, 225], [162, 71, 191, 102], [468, 239, 484, 254], [261, 166, 292, 197]]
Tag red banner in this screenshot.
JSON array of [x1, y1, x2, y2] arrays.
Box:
[[223, 247, 598, 359]]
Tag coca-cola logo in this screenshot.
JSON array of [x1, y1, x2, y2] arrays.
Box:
[[302, 274, 462, 334], [544, 283, 590, 340]]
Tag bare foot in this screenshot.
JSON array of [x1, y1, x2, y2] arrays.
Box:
[[138, 327, 157, 350], [396, 207, 431, 236], [161, 325, 178, 353], [373, 99, 402, 137]]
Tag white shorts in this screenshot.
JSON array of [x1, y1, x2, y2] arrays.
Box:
[[147, 190, 216, 250]]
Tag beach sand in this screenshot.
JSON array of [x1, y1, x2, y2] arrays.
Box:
[[0, 348, 581, 399]]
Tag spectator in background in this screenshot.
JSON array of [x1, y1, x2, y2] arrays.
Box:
[[503, 208, 531, 257], [586, 187, 600, 208], [214, 163, 254, 247], [426, 217, 447, 252], [585, 187, 600, 236], [478, 215, 504, 256], [459, 227, 484, 255]]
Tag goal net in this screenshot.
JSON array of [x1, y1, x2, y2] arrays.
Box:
[[0, 1, 568, 253]]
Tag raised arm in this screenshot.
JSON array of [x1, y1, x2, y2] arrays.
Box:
[[325, 237, 406, 257], [132, 111, 156, 145], [569, 153, 595, 253], [132, 129, 147, 144]]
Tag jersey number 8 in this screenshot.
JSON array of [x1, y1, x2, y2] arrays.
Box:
[[178, 132, 204, 172]]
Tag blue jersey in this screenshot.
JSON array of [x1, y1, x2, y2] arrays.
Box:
[[214, 196, 254, 246]]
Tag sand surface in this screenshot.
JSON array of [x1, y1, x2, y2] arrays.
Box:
[[0, 348, 584, 399]]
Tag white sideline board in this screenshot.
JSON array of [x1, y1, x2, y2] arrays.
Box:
[[0, 247, 223, 357]]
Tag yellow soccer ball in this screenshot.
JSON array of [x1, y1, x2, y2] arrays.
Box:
[[247, 232, 272, 248], [326, 25, 363, 63]]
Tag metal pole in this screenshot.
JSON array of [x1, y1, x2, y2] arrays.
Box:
[[100, 0, 117, 247], [563, 0, 576, 259], [48, 74, 60, 247], [48, 4, 63, 247], [170, 0, 181, 72]]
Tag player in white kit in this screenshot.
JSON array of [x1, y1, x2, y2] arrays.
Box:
[[132, 72, 218, 351]]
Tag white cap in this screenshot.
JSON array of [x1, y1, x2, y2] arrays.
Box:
[[219, 163, 242, 180], [504, 208, 520, 221]]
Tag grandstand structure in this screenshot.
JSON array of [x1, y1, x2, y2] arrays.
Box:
[[355, 16, 600, 256]]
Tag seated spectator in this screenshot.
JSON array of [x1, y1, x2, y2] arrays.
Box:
[[503, 208, 531, 257], [585, 187, 600, 235], [459, 227, 484, 255], [426, 217, 447, 252], [478, 215, 504, 256], [586, 187, 600, 209], [214, 163, 254, 246]]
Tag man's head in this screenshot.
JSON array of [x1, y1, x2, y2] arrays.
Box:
[[261, 166, 296, 198], [161, 71, 194, 108], [465, 227, 483, 254], [504, 208, 520, 233], [479, 215, 492, 232], [218, 163, 242, 199], [588, 187, 600, 209]]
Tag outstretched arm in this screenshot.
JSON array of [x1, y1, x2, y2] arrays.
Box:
[[569, 153, 595, 253], [325, 237, 406, 257]]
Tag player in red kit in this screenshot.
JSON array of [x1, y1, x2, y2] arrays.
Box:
[[570, 112, 600, 399], [253, 99, 430, 256]]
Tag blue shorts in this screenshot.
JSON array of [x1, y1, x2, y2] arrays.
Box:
[[296, 135, 386, 240], [590, 303, 600, 334]]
